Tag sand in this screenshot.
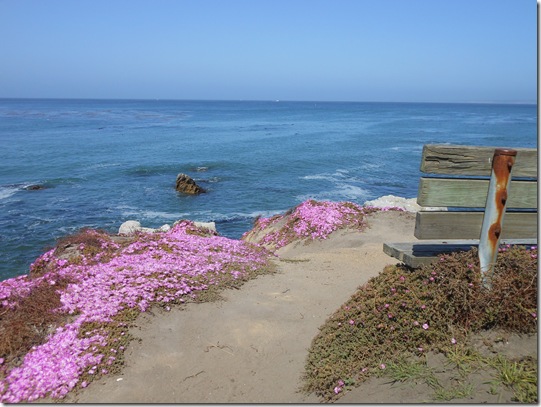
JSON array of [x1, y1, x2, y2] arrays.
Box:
[[60, 210, 535, 403]]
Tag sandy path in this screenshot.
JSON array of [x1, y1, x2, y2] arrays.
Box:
[[64, 211, 416, 403]]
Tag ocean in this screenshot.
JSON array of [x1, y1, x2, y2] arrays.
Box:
[[0, 99, 537, 281]]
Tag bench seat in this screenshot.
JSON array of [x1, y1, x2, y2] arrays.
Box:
[[384, 239, 537, 269], [384, 144, 538, 270]]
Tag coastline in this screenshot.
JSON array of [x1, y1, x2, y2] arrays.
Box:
[[0, 197, 412, 402], [0, 196, 536, 403]]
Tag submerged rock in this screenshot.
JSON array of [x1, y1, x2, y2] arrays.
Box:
[[24, 184, 47, 191], [175, 173, 206, 195]]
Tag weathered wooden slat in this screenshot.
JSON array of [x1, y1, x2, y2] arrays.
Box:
[[417, 178, 537, 208], [414, 211, 538, 239], [420, 144, 538, 177], [383, 239, 537, 268], [384, 241, 477, 264]]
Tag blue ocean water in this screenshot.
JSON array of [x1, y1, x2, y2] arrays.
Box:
[[0, 99, 537, 281]]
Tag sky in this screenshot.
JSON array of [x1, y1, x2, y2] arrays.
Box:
[[0, 0, 537, 103]]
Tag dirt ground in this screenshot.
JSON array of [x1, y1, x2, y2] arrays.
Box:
[[60, 211, 536, 403]]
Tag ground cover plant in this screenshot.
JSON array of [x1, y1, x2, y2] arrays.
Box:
[[2, 198, 534, 403], [303, 245, 538, 402], [243, 199, 396, 250], [0, 221, 273, 403], [0, 199, 372, 403]]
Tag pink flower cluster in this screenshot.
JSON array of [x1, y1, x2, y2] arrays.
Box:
[[1, 321, 106, 402], [250, 200, 372, 250], [0, 220, 270, 402], [333, 379, 345, 394]]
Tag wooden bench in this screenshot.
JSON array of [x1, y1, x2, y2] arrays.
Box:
[[383, 144, 537, 276]]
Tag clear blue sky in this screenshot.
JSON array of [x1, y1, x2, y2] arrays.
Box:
[[0, 0, 537, 102]]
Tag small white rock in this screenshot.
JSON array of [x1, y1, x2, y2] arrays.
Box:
[[158, 224, 171, 232], [194, 221, 217, 232], [364, 195, 447, 212], [363, 195, 421, 212], [140, 227, 156, 233], [118, 220, 142, 235]]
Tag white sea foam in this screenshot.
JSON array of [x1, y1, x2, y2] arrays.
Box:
[[120, 209, 190, 220], [301, 169, 350, 182], [301, 174, 333, 181], [86, 162, 122, 170], [243, 209, 285, 219], [335, 184, 370, 200], [0, 186, 19, 200], [296, 184, 369, 203], [389, 145, 424, 152], [0, 183, 41, 200], [193, 209, 286, 223], [359, 162, 382, 170]]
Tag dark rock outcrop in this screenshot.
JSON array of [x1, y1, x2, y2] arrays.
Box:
[[24, 184, 47, 191], [175, 173, 206, 195]]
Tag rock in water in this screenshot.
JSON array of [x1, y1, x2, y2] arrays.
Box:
[[175, 173, 206, 195], [24, 184, 46, 190]]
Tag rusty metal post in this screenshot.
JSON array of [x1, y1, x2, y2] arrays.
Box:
[[479, 148, 517, 288]]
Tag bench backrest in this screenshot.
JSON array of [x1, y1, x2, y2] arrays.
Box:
[[414, 144, 538, 240]]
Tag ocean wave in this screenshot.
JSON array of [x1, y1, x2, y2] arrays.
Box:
[[296, 184, 369, 203], [85, 162, 122, 171], [120, 209, 190, 220], [300, 174, 336, 181], [0, 182, 52, 200], [124, 164, 181, 177], [465, 115, 535, 125], [301, 169, 351, 182], [0, 186, 20, 200], [27, 217, 54, 229], [359, 162, 382, 170], [194, 176, 221, 184], [211, 209, 286, 223], [389, 145, 424, 152]]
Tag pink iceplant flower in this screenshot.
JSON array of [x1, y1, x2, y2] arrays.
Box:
[[248, 200, 375, 250], [0, 220, 271, 403]]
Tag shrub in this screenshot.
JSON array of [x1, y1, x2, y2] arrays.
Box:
[[303, 246, 537, 401]]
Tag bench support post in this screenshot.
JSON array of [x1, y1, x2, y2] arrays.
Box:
[[479, 149, 517, 288]]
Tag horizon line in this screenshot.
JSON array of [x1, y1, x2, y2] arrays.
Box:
[[0, 97, 537, 106]]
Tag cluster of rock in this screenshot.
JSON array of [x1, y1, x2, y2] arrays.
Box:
[[118, 220, 216, 236], [363, 195, 447, 212]]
